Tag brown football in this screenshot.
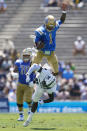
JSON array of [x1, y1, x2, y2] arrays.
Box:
[[36, 42, 44, 49]]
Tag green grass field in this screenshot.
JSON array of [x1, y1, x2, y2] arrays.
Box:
[[0, 113, 87, 131]]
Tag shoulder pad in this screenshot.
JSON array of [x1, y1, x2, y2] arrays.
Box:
[[56, 21, 59, 27], [15, 59, 23, 64], [35, 27, 44, 35], [56, 20, 62, 27]]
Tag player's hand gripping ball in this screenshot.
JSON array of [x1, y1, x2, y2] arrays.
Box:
[[36, 41, 44, 49]]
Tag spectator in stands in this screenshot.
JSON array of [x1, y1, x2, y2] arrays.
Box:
[[62, 65, 74, 82], [77, 74, 85, 93], [58, 0, 75, 8], [55, 83, 70, 100], [0, 51, 5, 69], [69, 78, 81, 100], [73, 36, 86, 56], [0, 76, 6, 98], [8, 89, 16, 102], [3, 38, 15, 51], [47, 0, 58, 7], [10, 49, 20, 62], [77, 0, 84, 8], [2, 56, 12, 71], [58, 61, 65, 76], [0, 0, 7, 13], [74, 0, 84, 8], [66, 61, 76, 72], [81, 80, 87, 100], [2, 38, 20, 62], [0, 68, 6, 80]]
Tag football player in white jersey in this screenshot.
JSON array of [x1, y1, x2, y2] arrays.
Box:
[[23, 64, 57, 127]]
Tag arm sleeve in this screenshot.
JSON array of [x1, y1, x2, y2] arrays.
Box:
[[35, 31, 42, 43], [14, 60, 20, 67], [30, 72, 36, 81], [60, 12, 66, 23], [55, 12, 66, 31], [27, 64, 41, 76], [55, 20, 62, 31]]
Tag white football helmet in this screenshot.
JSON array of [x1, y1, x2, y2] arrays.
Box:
[[22, 48, 32, 62], [45, 15, 56, 31]]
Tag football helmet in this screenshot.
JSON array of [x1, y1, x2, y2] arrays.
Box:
[[22, 48, 32, 62], [45, 15, 56, 31]]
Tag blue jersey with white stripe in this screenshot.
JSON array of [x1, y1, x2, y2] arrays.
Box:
[[35, 20, 62, 52], [15, 59, 36, 85]]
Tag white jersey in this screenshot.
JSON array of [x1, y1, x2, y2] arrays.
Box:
[[26, 64, 57, 102], [37, 68, 56, 89], [26, 64, 56, 89], [74, 40, 85, 50]]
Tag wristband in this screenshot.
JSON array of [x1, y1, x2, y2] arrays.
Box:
[[62, 11, 67, 13]]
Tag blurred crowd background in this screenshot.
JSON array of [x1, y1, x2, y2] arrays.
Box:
[[0, 0, 87, 102]]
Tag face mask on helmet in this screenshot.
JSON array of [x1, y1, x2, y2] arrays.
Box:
[[45, 15, 56, 32], [23, 55, 31, 62], [22, 48, 32, 62]]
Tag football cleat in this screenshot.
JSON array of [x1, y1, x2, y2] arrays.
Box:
[[23, 116, 32, 127], [17, 115, 24, 121], [23, 120, 30, 127], [23, 113, 33, 127]]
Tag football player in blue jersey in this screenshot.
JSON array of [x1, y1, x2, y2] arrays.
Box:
[[32, 1, 68, 77], [14, 48, 35, 121]]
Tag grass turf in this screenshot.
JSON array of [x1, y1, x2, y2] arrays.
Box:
[[0, 113, 87, 131]]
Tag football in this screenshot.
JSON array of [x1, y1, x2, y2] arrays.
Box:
[[36, 41, 44, 49]]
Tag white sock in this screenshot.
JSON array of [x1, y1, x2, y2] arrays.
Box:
[[27, 112, 33, 121]]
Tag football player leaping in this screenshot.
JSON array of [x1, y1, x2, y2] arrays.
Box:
[[14, 48, 36, 121], [23, 64, 57, 127], [32, 0, 69, 78]]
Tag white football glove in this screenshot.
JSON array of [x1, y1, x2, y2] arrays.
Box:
[[26, 73, 30, 83]]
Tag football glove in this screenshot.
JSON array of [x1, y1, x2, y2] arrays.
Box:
[[26, 73, 30, 83]]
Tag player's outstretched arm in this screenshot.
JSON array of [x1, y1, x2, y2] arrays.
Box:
[[60, 1, 68, 23], [26, 64, 41, 76]]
